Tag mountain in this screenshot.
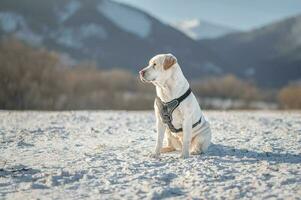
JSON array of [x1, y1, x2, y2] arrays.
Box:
[[172, 19, 238, 40], [201, 14, 301, 87], [1, 0, 300, 88], [0, 0, 223, 78]]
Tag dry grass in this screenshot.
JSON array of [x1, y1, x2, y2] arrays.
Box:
[[278, 84, 301, 109]]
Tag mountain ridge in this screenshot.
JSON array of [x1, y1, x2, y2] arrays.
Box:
[[0, 0, 300, 87], [0, 0, 223, 78], [200, 14, 301, 87], [172, 19, 238, 40]]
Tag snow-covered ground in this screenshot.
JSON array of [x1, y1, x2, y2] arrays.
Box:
[[1, 111, 300, 199]]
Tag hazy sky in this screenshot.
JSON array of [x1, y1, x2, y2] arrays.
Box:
[[114, 0, 301, 30]]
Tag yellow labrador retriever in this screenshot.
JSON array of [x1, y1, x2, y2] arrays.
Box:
[[139, 54, 211, 159]]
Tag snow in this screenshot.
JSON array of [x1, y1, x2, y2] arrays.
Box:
[[1, 111, 300, 199], [173, 19, 201, 40], [173, 19, 237, 40], [291, 18, 301, 46], [0, 12, 43, 45], [245, 68, 256, 77], [79, 23, 107, 39], [0, 12, 24, 33], [97, 0, 151, 38], [57, 0, 81, 23], [54, 28, 82, 48], [53, 24, 107, 49], [15, 27, 43, 46], [203, 62, 223, 74]]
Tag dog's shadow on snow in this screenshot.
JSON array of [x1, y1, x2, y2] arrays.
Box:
[[206, 143, 301, 164]]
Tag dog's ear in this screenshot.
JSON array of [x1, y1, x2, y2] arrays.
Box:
[[163, 54, 177, 70]]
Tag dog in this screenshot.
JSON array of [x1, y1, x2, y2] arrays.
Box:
[[139, 53, 211, 159]]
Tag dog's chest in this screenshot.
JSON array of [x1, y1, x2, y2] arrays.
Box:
[[155, 97, 184, 132], [169, 108, 183, 128], [159, 105, 183, 131]]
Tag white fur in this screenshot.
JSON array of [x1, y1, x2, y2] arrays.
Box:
[[140, 54, 211, 159]]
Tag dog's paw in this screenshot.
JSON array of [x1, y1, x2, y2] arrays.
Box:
[[190, 150, 201, 155], [149, 152, 160, 159], [180, 152, 189, 159]]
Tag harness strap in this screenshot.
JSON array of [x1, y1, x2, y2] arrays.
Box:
[[165, 116, 202, 133], [167, 88, 191, 104], [156, 88, 202, 133]]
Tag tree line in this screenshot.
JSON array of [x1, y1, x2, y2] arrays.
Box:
[[0, 38, 300, 110]]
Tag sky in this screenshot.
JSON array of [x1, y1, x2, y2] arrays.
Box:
[[113, 0, 301, 30]]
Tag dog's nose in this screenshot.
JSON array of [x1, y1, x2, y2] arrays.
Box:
[[139, 70, 145, 77]]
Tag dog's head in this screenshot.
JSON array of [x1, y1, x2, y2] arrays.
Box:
[[139, 53, 178, 84]]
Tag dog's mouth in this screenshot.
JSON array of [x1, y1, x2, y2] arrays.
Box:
[[140, 76, 155, 83]]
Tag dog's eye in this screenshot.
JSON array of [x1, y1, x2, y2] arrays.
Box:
[[152, 63, 156, 68]]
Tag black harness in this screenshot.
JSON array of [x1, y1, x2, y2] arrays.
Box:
[[155, 88, 202, 133]]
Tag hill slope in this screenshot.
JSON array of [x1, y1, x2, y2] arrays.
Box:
[[0, 0, 223, 78], [201, 14, 301, 87]]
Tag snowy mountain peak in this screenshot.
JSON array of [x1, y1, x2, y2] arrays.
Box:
[[173, 19, 238, 40]]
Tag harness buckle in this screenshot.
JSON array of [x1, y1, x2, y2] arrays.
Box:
[[162, 113, 172, 123]]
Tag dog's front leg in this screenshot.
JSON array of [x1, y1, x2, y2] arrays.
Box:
[[151, 106, 165, 158], [181, 117, 192, 159], [152, 118, 165, 158]]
